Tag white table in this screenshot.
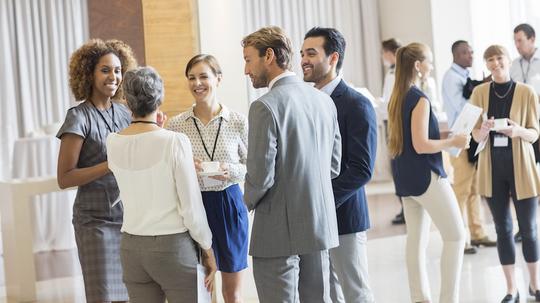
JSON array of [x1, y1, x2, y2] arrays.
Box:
[[11, 136, 76, 252]]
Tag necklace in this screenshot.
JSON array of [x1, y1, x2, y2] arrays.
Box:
[[131, 120, 158, 125], [491, 81, 514, 99], [89, 100, 117, 132]]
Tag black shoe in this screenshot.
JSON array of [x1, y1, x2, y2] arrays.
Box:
[[392, 211, 405, 225], [529, 285, 540, 301], [471, 236, 497, 247], [464, 245, 477, 254], [501, 292, 519, 303], [515, 231, 522, 243]]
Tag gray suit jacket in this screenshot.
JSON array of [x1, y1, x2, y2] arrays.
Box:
[[244, 75, 342, 258]]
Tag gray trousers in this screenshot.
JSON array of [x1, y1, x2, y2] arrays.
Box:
[[253, 250, 331, 303], [330, 232, 375, 303], [120, 232, 199, 303]]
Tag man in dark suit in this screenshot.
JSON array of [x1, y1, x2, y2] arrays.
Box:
[[301, 27, 377, 303]]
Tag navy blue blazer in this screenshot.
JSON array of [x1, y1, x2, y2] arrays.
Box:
[[330, 80, 377, 234]]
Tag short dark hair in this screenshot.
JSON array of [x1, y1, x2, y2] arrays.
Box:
[[382, 38, 402, 54], [304, 27, 346, 72], [514, 23, 536, 39], [451, 40, 468, 55]]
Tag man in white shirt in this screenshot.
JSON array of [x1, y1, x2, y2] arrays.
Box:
[[442, 40, 496, 255], [510, 23, 540, 243], [510, 23, 540, 94]]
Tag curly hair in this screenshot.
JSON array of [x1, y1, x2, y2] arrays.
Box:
[[69, 39, 137, 101]]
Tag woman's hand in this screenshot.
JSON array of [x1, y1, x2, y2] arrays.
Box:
[[157, 110, 168, 128], [193, 158, 203, 173], [477, 117, 495, 142], [201, 248, 217, 292], [451, 133, 471, 149], [497, 119, 523, 138], [209, 162, 230, 181]]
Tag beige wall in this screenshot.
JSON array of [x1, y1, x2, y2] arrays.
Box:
[[142, 0, 200, 118]]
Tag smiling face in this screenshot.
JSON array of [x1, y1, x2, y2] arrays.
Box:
[[486, 53, 510, 81], [300, 36, 334, 87], [92, 53, 122, 100], [187, 61, 221, 103], [243, 46, 270, 88]]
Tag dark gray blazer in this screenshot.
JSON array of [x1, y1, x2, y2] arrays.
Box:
[[244, 75, 342, 258]]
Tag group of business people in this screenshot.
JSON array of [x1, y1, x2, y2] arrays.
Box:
[[55, 21, 540, 303], [56, 25, 377, 303]]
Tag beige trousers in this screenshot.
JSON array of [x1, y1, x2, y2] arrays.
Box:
[[450, 151, 487, 242], [403, 173, 465, 303]]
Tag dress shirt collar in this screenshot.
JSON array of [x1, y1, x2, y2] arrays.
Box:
[[184, 102, 231, 122], [268, 70, 296, 89], [450, 62, 470, 78], [320, 75, 342, 96], [520, 48, 540, 62]]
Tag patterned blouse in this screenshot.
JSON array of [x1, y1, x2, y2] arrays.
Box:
[[166, 104, 248, 191]]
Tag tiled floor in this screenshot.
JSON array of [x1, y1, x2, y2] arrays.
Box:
[[1, 184, 536, 302]]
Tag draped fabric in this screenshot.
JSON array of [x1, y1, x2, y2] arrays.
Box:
[[242, 0, 382, 102], [0, 0, 88, 180]]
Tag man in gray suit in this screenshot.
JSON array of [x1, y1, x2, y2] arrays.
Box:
[[242, 26, 342, 303]]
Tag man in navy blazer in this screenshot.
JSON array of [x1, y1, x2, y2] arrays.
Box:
[[301, 27, 377, 303]]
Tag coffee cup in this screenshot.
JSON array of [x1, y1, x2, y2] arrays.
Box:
[[201, 161, 220, 173], [493, 118, 508, 130]]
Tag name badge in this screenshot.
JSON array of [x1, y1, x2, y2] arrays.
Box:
[[493, 135, 509, 147]]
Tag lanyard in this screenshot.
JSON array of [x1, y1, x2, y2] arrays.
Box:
[[192, 116, 223, 161], [520, 58, 532, 83], [90, 101, 117, 133]]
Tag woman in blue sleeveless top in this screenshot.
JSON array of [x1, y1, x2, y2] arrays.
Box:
[[387, 42, 468, 303]]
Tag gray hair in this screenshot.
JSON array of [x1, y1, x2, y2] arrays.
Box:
[[122, 66, 164, 117]]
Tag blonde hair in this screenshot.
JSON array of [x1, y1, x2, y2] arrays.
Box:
[[241, 26, 292, 70], [387, 42, 429, 157], [483, 44, 510, 60]]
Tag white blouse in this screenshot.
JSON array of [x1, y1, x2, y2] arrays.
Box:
[[167, 104, 248, 192], [106, 129, 212, 250]]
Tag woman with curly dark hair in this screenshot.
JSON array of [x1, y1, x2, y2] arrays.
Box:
[[56, 39, 136, 303]]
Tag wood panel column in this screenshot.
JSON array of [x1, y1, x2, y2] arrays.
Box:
[[88, 0, 200, 117]]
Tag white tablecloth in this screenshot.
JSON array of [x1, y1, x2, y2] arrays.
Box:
[[11, 136, 76, 252]]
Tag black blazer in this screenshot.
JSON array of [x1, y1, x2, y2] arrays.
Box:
[[330, 80, 377, 234]]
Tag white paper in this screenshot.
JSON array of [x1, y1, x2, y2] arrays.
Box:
[[445, 103, 483, 157], [474, 113, 489, 156], [197, 264, 212, 303]]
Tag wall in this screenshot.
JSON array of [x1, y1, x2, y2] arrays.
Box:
[[430, 0, 474, 88], [196, 0, 250, 116]]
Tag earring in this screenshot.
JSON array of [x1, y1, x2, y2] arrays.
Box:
[[417, 70, 422, 78]]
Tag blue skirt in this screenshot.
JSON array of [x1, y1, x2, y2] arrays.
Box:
[[201, 184, 249, 273]]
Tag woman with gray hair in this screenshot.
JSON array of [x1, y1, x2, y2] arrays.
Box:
[[106, 66, 217, 302]]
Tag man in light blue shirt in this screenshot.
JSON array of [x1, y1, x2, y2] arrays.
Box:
[[442, 41, 472, 128], [442, 40, 496, 255]]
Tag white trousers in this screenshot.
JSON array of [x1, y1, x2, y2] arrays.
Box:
[[402, 173, 465, 303]]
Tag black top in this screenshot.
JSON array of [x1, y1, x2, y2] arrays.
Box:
[[488, 80, 515, 150], [392, 86, 446, 197]]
